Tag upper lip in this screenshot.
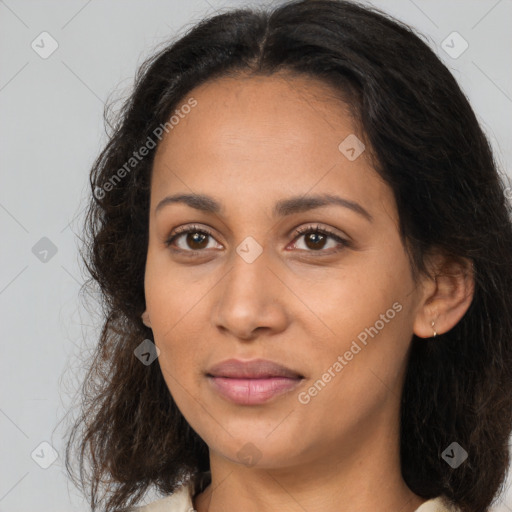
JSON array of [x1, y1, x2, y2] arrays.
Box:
[[207, 358, 303, 379]]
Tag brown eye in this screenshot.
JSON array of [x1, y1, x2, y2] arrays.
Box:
[[303, 232, 328, 250], [184, 232, 209, 250], [165, 225, 220, 252], [291, 225, 350, 253]]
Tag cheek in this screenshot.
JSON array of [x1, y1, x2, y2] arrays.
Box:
[[296, 301, 412, 437], [152, 322, 204, 421], [293, 255, 410, 336], [145, 261, 202, 340], [144, 276, 203, 385], [291, 257, 414, 391]]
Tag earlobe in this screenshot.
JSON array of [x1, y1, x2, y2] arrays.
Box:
[[413, 256, 475, 339], [141, 310, 152, 328]]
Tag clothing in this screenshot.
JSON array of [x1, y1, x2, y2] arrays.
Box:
[[128, 471, 461, 512]]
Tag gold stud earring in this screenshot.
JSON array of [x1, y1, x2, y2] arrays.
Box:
[[431, 320, 437, 338]]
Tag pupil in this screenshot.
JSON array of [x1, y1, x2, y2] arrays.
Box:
[[306, 232, 325, 250], [188, 232, 208, 249]]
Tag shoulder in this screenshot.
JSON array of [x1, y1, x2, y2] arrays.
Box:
[[127, 479, 194, 512], [127, 471, 211, 512], [127, 478, 459, 512], [414, 496, 462, 512]]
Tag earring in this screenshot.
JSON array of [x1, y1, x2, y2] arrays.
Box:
[[431, 320, 437, 338]]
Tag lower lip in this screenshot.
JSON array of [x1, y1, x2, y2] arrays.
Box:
[[207, 376, 303, 405]]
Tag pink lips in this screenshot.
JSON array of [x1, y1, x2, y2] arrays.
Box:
[[206, 358, 304, 405]]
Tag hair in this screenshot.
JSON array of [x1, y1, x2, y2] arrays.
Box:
[[64, 1, 512, 511]]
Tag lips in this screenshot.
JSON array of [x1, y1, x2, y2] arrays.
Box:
[[206, 358, 303, 379], [206, 358, 304, 405]]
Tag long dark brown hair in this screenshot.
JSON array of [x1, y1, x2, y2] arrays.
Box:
[[64, 1, 512, 511]]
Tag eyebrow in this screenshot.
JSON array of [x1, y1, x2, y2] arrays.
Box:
[[155, 193, 373, 222]]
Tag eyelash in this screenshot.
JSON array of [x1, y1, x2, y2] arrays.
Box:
[[164, 224, 350, 255]]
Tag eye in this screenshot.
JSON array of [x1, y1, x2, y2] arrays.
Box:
[[164, 223, 351, 255], [290, 224, 351, 253], [164, 224, 221, 253]]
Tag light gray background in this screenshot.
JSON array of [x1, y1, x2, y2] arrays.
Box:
[[1, 0, 511, 510]]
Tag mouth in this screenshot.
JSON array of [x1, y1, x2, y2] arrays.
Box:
[[206, 358, 305, 405]]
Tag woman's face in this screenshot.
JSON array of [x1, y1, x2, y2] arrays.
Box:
[[144, 74, 426, 469]]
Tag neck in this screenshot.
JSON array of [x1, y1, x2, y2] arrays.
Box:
[[193, 416, 426, 512]]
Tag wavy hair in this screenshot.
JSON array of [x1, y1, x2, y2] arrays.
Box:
[[65, 1, 512, 511]]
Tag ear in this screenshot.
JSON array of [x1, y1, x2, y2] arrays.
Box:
[[141, 310, 152, 328], [413, 252, 475, 338]]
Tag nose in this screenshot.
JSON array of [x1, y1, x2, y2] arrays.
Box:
[[211, 246, 289, 341]]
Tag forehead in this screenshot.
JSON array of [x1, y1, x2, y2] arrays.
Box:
[[150, 73, 393, 220], [154, 73, 355, 160]]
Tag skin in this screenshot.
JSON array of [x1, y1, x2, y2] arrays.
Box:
[[142, 73, 474, 512]]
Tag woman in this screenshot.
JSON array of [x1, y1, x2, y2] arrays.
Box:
[[65, 1, 512, 511]]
